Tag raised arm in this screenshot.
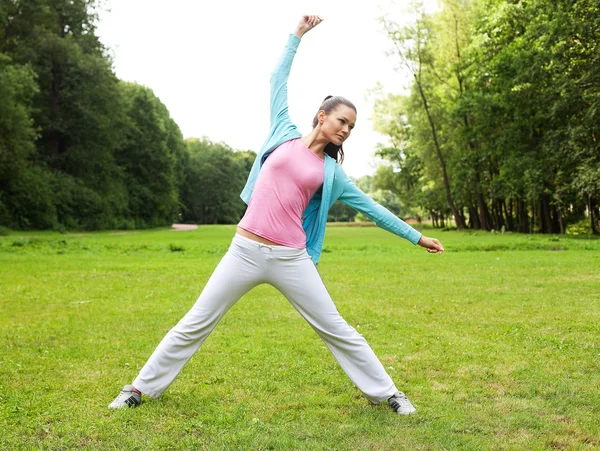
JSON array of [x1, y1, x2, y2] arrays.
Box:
[[270, 16, 323, 127]]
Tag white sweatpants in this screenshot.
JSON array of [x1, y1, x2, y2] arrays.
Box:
[[133, 234, 398, 403]]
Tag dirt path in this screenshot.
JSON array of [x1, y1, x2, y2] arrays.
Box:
[[171, 224, 199, 231]]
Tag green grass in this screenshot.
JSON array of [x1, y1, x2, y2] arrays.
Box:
[[1, 226, 599, 450]]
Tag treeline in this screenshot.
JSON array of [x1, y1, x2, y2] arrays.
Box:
[[0, 0, 253, 230], [372, 0, 600, 234]]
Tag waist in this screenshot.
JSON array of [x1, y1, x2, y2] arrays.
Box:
[[231, 233, 308, 257], [235, 226, 283, 246]]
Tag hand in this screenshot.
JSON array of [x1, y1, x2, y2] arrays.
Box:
[[294, 15, 324, 38], [418, 235, 444, 255]]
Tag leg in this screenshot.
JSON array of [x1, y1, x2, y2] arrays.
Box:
[[267, 252, 397, 404], [133, 244, 264, 398]]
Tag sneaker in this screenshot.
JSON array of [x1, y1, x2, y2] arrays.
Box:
[[108, 385, 141, 409], [388, 391, 416, 415]]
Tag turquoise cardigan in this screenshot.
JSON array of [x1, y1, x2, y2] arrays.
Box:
[[240, 34, 422, 265]]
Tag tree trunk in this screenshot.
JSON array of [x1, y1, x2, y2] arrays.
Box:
[[415, 80, 466, 229], [556, 206, 565, 235], [517, 198, 529, 233], [469, 205, 480, 229], [539, 195, 555, 234], [504, 199, 514, 231], [456, 207, 467, 230], [477, 191, 491, 231], [590, 196, 599, 235], [48, 59, 60, 159], [494, 199, 506, 231]]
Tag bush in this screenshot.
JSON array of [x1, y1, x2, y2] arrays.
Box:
[[566, 218, 593, 235], [5, 166, 57, 229]]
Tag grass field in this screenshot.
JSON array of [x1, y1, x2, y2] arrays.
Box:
[[1, 226, 599, 450]]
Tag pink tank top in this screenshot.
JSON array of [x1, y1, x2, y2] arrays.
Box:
[[238, 139, 324, 248]]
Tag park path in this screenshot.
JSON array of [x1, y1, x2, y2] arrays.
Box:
[[171, 224, 198, 231]]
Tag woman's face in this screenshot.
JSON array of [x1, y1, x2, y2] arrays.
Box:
[[320, 105, 357, 146]]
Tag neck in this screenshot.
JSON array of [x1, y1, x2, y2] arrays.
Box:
[[301, 127, 329, 159]]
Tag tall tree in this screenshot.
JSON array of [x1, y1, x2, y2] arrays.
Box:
[[1, 0, 128, 229], [382, 7, 467, 228], [116, 82, 184, 228]]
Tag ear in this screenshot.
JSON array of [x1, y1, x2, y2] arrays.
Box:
[[318, 110, 326, 125]]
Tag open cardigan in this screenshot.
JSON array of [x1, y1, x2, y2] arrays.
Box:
[[240, 34, 422, 265]]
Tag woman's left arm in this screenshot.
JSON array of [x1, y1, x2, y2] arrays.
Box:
[[337, 177, 444, 254], [269, 15, 323, 129], [293, 15, 323, 38]]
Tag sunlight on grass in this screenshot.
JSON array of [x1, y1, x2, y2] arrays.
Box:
[[1, 226, 599, 449]]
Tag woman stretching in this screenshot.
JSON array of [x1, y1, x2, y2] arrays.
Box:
[[109, 15, 444, 415]]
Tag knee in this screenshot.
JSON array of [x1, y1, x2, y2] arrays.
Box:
[[316, 320, 366, 344], [169, 312, 220, 342]]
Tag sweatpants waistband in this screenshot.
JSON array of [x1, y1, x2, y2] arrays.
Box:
[[232, 233, 307, 255]]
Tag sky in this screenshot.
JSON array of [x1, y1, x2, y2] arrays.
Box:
[[95, 1, 437, 178]]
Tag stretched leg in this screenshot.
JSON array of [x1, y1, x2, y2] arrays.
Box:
[[267, 251, 397, 404], [133, 242, 264, 398]]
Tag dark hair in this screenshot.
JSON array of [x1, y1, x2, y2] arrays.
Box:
[[312, 95, 357, 164]]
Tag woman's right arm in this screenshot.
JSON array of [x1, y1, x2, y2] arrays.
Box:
[[270, 16, 323, 127]]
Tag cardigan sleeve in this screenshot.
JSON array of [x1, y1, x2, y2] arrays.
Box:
[[337, 176, 422, 245], [270, 34, 301, 128]]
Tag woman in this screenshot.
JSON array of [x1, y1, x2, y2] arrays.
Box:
[[109, 15, 444, 415]]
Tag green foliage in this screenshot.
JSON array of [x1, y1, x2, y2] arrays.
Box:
[[117, 82, 184, 228], [0, 54, 38, 180], [4, 165, 57, 229], [327, 201, 357, 222], [0, 1, 257, 231], [376, 0, 600, 234], [0, 0, 127, 229], [181, 138, 254, 224]]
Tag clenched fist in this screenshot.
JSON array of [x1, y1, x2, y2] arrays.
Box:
[[294, 15, 324, 38]]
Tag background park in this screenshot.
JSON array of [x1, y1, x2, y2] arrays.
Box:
[[1, 0, 599, 449]]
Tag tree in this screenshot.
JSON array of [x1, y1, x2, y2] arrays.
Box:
[[382, 6, 467, 229], [181, 139, 251, 224], [116, 82, 185, 228], [328, 201, 357, 222], [0, 53, 47, 227], [1, 0, 128, 229], [375, 0, 599, 234]]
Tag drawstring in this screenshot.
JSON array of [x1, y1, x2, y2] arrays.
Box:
[[257, 243, 273, 250]]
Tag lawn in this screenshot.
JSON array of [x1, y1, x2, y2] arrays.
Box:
[[1, 226, 599, 450]]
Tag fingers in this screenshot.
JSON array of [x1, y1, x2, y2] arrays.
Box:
[[418, 235, 444, 255], [424, 237, 444, 255], [431, 238, 444, 255], [303, 15, 324, 28]]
